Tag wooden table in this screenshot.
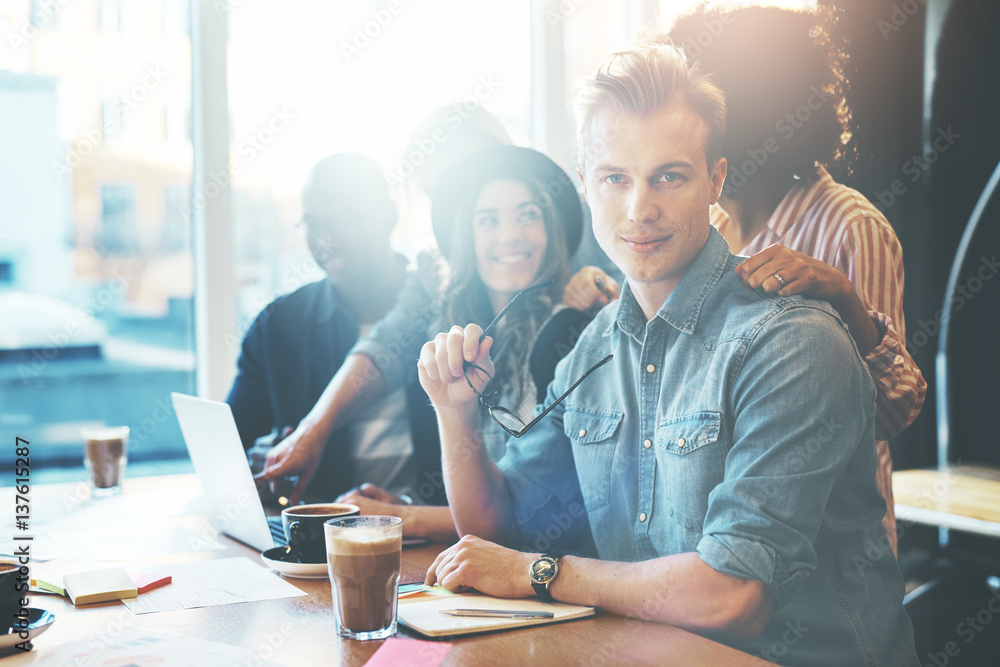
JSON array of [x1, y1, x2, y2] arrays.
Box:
[[893, 465, 1000, 538], [20, 474, 773, 666]]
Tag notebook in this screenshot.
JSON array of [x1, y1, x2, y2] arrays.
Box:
[[397, 585, 595, 637], [171, 393, 285, 552]]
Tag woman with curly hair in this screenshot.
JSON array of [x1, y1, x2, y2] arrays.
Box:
[[666, 5, 926, 554]]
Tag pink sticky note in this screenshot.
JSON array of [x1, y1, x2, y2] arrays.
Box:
[[364, 638, 451, 667], [131, 574, 172, 594]]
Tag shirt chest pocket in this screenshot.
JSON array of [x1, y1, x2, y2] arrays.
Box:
[[565, 407, 624, 513], [654, 411, 727, 532]]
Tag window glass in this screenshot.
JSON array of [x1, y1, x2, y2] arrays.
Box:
[[657, 0, 818, 29], [0, 0, 195, 483], [226, 0, 532, 332], [563, 0, 631, 100]]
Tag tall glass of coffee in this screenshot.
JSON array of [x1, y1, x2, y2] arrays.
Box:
[[324, 515, 402, 640], [81, 426, 129, 497]]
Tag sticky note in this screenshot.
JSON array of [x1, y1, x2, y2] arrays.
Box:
[[63, 568, 138, 605], [131, 573, 172, 594], [363, 638, 451, 667], [31, 575, 67, 597]]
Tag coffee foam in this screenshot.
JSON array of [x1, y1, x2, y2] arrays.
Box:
[[285, 503, 354, 516], [326, 531, 400, 556], [82, 426, 130, 442]]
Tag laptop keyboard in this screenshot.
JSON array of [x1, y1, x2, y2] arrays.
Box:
[[267, 516, 287, 547]]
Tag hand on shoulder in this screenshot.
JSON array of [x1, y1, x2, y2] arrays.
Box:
[[563, 266, 620, 311]]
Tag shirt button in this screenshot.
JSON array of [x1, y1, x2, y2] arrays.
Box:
[[646, 363, 656, 373], [643, 438, 652, 449], [677, 437, 686, 448], [639, 512, 647, 522], [579, 429, 587, 438]]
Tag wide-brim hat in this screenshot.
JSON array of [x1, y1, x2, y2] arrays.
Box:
[[431, 146, 583, 259]]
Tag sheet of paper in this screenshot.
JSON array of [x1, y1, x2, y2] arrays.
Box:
[[99, 486, 206, 519], [2, 627, 285, 667], [1, 520, 224, 562], [0, 486, 218, 562], [48, 522, 225, 560], [0, 484, 201, 524], [0, 534, 62, 562], [364, 638, 451, 667], [122, 556, 305, 614]]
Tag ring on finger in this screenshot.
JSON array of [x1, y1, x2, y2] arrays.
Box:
[[772, 272, 788, 288]]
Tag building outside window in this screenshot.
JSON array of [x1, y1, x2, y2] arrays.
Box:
[[0, 0, 195, 483]]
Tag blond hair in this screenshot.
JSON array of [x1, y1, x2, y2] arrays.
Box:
[[574, 42, 726, 170]]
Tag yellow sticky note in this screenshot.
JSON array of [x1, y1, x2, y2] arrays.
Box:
[[63, 568, 138, 605]]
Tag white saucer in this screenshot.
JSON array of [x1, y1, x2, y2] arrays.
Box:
[[261, 546, 328, 579], [0, 608, 56, 651]]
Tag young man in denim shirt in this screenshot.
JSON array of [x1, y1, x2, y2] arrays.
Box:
[[417, 44, 918, 666]]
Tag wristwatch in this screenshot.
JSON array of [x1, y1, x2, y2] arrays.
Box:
[[528, 554, 561, 601]]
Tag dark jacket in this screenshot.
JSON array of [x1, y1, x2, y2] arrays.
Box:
[[226, 279, 445, 504]]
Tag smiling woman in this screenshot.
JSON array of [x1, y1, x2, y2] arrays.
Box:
[[431, 146, 584, 459], [327, 145, 592, 542], [471, 180, 549, 314]]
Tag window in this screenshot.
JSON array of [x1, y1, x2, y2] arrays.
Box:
[[29, 0, 60, 29], [161, 0, 189, 37], [657, 0, 817, 28], [162, 184, 190, 252], [99, 0, 121, 34], [100, 85, 125, 143], [0, 1, 195, 483], [98, 184, 138, 254], [226, 0, 532, 330]]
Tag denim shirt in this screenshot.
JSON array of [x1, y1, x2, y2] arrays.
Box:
[[497, 228, 918, 666]]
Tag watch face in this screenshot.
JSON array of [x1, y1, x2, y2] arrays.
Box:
[[530, 557, 558, 584]]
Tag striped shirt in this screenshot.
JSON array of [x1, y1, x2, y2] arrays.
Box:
[[712, 167, 927, 552]]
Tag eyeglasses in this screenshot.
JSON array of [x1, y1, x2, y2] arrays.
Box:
[[464, 281, 614, 438]]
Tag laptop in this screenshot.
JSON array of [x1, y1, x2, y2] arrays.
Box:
[[171, 392, 287, 552]]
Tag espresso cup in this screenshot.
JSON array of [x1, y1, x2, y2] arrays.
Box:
[[1, 562, 25, 627], [325, 515, 403, 641], [281, 503, 359, 563]]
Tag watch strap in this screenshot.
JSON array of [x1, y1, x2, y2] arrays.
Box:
[[531, 581, 553, 601]]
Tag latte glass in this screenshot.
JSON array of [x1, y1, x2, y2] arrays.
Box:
[[324, 515, 402, 640], [81, 426, 129, 497]]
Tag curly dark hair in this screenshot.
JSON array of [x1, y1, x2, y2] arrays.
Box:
[[435, 175, 571, 411], [664, 4, 856, 196]]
